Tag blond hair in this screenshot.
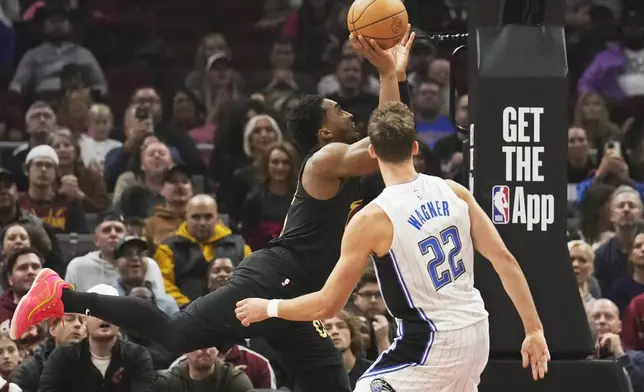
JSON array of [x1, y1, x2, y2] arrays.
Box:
[[88, 103, 113, 119], [567, 240, 595, 264]]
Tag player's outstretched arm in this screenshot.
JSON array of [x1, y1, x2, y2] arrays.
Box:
[[235, 205, 388, 324], [447, 180, 551, 380]]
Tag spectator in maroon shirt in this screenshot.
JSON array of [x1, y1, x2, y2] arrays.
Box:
[[0, 248, 43, 325]]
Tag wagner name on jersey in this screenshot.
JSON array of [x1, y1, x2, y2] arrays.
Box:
[[370, 174, 488, 333]]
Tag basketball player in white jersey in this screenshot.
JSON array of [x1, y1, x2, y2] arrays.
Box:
[[235, 101, 550, 391]]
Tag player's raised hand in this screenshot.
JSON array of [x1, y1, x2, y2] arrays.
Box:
[[235, 298, 270, 327], [521, 330, 551, 380], [349, 33, 396, 75], [390, 24, 415, 78]]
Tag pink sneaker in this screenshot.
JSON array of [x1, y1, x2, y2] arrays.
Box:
[[10, 268, 71, 340]]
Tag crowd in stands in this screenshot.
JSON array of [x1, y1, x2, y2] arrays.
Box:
[[0, 0, 640, 390]]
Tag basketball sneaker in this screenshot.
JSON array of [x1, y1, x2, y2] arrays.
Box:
[[10, 268, 71, 340]]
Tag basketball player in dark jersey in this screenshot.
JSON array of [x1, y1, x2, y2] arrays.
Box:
[[10, 27, 416, 392]]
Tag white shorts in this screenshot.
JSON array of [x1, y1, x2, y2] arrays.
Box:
[[355, 319, 489, 392]]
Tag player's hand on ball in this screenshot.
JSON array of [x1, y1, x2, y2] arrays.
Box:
[[521, 330, 551, 380], [349, 33, 396, 75], [235, 298, 269, 327]]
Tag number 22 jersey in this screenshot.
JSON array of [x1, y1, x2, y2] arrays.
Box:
[[370, 174, 488, 332]]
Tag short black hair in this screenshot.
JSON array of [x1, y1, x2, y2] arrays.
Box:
[[287, 95, 325, 155], [355, 269, 378, 293], [2, 247, 43, 289], [368, 101, 416, 163]]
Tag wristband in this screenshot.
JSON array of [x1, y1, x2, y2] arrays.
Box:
[[267, 299, 281, 318]]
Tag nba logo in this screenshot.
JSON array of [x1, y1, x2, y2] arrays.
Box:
[[492, 185, 510, 224]]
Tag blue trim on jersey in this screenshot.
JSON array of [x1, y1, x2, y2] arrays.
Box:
[[389, 250, 437, 364], [360, 362, 413, 379]]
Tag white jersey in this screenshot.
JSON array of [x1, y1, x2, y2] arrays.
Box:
[[370, 174, 488, 333]]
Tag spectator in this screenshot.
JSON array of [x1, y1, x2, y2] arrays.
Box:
[[325, 55, 378, 132], [568, 126, 597, 183], [0, 222, 52, 271], [110, 235, 178, 315], [8, 102, 57, 192], [65, 212, 166, 296], [568, 240, 601, 305], [56, 87, 92, 138], [0, 333, 20, 381], [434, 94, 469, 173], [578, 9, 644, 102], [144, 164, 194, 247], [623, 115, 644, 182], [155, 195, 251, 305], [578, 182, 616, 245], [38, 284, 156, 392], [246, 36, 316, 102], [79, 104, 122, 171], [587, 299, 644, 390], [202, 53, 244, 125], [185, 33, 241, 105], [576, 152, 644, 203], [242, 142, 299, 250], [318, 40, 380, 97], [0, 168, 64, 275], [595, 186, 644, 294], [18, 145, 88, 234], [607, 231, 644, 313], [0, 0, 19, 66], [414, 80, 455, 148], [203, 257, 276, 388], [168, 89, 212, 145], [0, 248, 43, 324], [426, 58, 452, 115], [157, 347, 254, 392], [228, 114, 283, 226], [115, 141, 174, 218], [572, 92, 621, 148], [8, 4, 107, 98], [50, 129, 109, 213], [12, 314, 86, 392], [349, 270, 392, 360], [323, 310, 372, 390]]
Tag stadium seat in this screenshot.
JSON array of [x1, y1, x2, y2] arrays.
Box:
[[56, 234, 96, 263]]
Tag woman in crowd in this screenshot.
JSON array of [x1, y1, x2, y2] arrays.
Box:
[[578, 182, 615, 246], [607, 230, 644, 314], [50, 129, 109, 213], [573, 91, 622, 149], [0, 333, 20, 382], [242, 142, 299, 250], [228, 114, 283, 227], [568, 240, 600, 306], [0, 223, 52, 271], [168, 89, 213, 146]]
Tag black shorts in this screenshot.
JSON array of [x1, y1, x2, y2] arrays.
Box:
[[177, 247, 350, 391]]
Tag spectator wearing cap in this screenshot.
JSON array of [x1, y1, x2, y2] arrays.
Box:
[[38, 284, 156, 392], [65, 212, 166, 296], [0, 168, 64, 276], [155, 195, 251, 305], [7, 102, 58, 193], [0, 248, 43, 325], [202, 52, 244, 125], [8, 4, 107, 98], [13, 313, 86, 392], [115, 141, 174, 219], [50, 128, 109, 213], [18, 145, 88, 234], [110, 236, 178, 315], [144, 164, 194, 247]]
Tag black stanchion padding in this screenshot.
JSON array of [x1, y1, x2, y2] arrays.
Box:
[[479, 360, 632, 392], [471, 25, 594, 357]]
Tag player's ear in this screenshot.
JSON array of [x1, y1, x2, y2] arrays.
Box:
[[368, 144, 377, 159], [411, 141, 419, 156], [317, 128, 333, 142]]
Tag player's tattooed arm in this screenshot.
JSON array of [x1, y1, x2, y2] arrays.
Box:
[[235, 204, 391, 324]]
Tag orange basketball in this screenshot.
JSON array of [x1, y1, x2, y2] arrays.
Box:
[[347, 0, 408, 50]]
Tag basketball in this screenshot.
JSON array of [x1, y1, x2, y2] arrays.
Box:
[[347, 0, 408, 50]]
